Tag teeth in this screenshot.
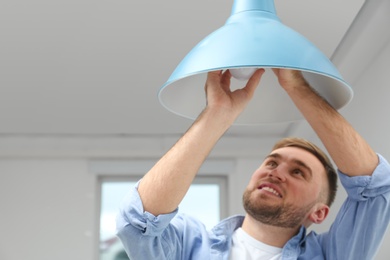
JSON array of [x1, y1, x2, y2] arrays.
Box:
[[262, 186, 281, 197]]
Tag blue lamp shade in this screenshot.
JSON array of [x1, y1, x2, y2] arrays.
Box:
[[158, 0, 353, 124]]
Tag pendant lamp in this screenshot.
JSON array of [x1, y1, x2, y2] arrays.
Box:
[[158, 0, 353, 124]]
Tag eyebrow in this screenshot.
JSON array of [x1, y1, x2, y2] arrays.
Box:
[[265, 153, 313, 179]]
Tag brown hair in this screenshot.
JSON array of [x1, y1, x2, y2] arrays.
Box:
[[272, 137, 337, 206]]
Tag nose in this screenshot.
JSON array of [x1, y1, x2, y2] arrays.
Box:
[[268, 167, 287, 182]]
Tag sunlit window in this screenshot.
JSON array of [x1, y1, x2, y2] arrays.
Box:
[[99, 178, 225, 260]]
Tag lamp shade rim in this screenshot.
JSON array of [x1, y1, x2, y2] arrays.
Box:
[[160, 66, 353, 109], [158, 66, 353, 125], [160, 65, 352, 92]]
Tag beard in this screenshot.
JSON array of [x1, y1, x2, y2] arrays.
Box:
[[243, 188, 316, 228]]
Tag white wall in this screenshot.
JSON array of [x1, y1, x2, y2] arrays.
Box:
[[341, 38, 390, 159], [0, 159, 96, 260]]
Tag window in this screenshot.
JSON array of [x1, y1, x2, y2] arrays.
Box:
[[99, 177, 227, 260]]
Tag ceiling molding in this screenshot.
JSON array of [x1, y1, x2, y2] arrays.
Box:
[[331, 0, 390, 86], [0, 134, 277, 159]]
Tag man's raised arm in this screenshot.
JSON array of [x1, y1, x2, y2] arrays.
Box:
[[138, 69, 264, 216], [273, 69, 378, 176]]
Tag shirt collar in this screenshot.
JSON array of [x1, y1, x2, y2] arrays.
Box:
[[211, 215, 307, 258]]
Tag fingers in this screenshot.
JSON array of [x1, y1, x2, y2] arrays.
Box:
[[205, 70, 231, 92], [206, 68, 264, 96], [271, 68, 280, 77], [205, 70, 222, 95], [220, 70, 232, 91], [206, 70, 231, 82], [206, 70, 222, 85], [244, 68, 265, 97], [272, 68, 308, 89]]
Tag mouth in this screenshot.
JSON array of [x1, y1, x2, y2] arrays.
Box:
[[258, 184, 283, 198]]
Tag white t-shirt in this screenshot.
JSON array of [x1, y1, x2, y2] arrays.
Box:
[[228, 228, 282, 260]]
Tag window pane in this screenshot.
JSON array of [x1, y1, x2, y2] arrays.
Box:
[[100, 181, 221, 260], [179, 184, 220, 229], [100, 182, 134, 243]]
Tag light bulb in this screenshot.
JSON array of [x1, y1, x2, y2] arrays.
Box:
[[230, 68, 257, 81]]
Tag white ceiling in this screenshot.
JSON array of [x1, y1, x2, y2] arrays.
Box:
[[0, 0, 365, 138]]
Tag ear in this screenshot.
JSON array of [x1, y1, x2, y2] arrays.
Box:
[[308, 203, 330, 224]]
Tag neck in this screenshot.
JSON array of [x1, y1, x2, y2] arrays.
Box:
[[241, 214, 301, 247]]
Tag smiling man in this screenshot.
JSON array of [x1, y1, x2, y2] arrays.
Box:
[[243, 144, 331, 229], [116, 69, 390, 260]]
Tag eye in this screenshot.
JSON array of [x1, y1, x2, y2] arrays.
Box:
[[292, 168, 304, 177], [266, 160, 277, 167]]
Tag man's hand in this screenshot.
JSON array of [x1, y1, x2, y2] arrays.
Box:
[[204, 69, 265, 121], [272, 68, 309, 91]]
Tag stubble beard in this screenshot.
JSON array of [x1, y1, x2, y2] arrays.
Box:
[[242, 188, 316, 229]]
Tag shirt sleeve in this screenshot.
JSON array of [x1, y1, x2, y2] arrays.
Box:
[[322, 154, 390, 260], [115, 181, 181, 260], [116, 182, 219, 260]]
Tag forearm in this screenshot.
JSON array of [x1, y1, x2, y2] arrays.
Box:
[[138, 107, 233, 216], [285, 81, 378, 176]]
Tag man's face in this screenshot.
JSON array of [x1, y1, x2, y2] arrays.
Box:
[[243, 146, 328, 228]]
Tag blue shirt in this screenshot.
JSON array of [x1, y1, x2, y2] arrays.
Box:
[[116, 154, 390, 260]]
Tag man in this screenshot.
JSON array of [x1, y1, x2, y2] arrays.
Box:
[[116, 69, 390, 259]]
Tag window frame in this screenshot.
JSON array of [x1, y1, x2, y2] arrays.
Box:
[[90, 158, 233, 260]]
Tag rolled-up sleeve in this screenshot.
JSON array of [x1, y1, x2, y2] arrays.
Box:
[[322, 154, 390, 260], [116, 182, 181, 259], [116, 181, 224, 260]]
